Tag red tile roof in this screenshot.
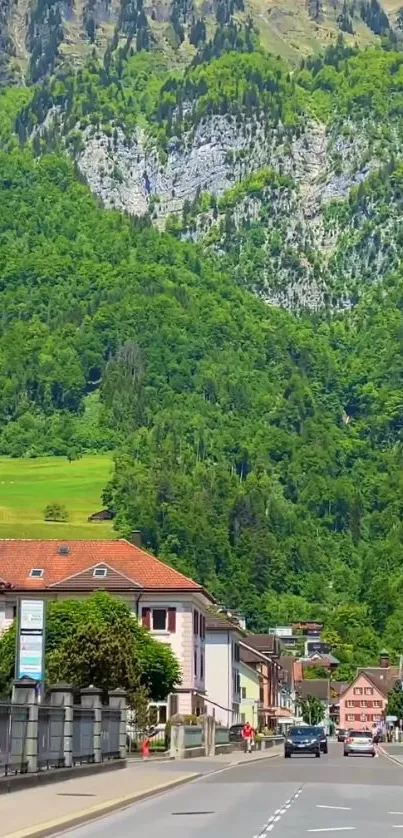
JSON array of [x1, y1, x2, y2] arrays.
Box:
[[0, 539, 204, 593]]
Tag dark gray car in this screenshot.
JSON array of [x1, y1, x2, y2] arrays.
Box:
[[312, 726, 328, 753], [284, 726, 321, 758]]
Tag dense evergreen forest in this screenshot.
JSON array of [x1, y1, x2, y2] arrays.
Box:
[[3, 32, 403, 674]]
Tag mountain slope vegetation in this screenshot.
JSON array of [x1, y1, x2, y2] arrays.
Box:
[[3, 15, 403, 670], [2, 107, 403, 670], [1, 0, 402, 84], [12, 35, 403, 308]]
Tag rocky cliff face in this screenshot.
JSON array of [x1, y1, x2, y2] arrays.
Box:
[[75, 110, 391, 309]]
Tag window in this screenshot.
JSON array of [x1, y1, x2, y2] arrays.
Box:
[[353, 687, 363, 695], [373, 700, 381, 708], [159, 705, 167, 725], [141, 607, 176, 632], [360, 700, 367, 708], [153, 609, 167, 631], [194, 650, 198, 678], [347, 714, 355, 722], [373, 715, 381, 722], [360, 714, 367, 722], [93, 567, 107, 578], [365, 687, 373, 695], [200, 652, 204, 679], [193, 610, 199, 636], [200, 614, 205, 639], [241, 687, 247, 700], [240, 713, 246, 724], [346, 700, 354, 708], [169, 694, 178, 717], [29, 568, 44, 578], [234, 643, 240, 662]]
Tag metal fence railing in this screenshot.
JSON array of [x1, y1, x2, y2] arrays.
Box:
[[183, 725, 203, 749], [0, 703, 29, 776], [101, 709, 120, 760], [38, 705, 65, 770], [72, 707, 94, 764], [215, 726, 230, 745]]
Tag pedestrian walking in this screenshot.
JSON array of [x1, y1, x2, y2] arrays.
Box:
[[241, 721, 255, 753]]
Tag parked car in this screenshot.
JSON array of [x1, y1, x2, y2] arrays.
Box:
[[344, 729, 375, 757], [229, 723, 245, 743], [313, 726, 328, 753], [337, 728, 348, 742], [284, 726, 321, 758]]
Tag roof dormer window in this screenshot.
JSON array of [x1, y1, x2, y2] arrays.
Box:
[[93, 567, 107, 578], [29, 568, 44, 578]]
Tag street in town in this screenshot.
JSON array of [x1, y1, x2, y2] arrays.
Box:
[[60, 743, 403, 838]]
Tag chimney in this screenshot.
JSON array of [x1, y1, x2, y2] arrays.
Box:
[[130, 530, 142, 548], [380, 649, 389, 669]]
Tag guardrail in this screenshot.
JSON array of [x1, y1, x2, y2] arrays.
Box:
[[0, 680, 127, 779]]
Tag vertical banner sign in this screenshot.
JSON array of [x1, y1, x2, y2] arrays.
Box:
[[16, 600, 45, 683]]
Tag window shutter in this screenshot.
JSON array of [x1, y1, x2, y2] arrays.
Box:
[[142, 607, 151, 629], [168, 607, 176, 633]]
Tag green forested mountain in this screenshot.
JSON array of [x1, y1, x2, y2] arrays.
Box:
[[3, 21, 403, 671], [15, 37, 403, 309]]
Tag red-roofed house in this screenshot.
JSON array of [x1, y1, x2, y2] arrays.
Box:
[[0, 538, 213, 718], [339, 663, 397, 732]]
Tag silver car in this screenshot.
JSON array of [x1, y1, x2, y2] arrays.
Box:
[[344, 729, 375, 757]]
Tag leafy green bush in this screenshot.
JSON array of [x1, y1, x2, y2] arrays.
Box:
[[43, 503, 69, 522]]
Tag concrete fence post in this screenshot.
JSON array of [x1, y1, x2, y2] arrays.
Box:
[[170, 724, 185, 759], [49, 682, 74, 768], [81, 686, 102, 764], [12, 677, 38, 773], [108, 688, 127, 759], [203, 715, 216, 757]]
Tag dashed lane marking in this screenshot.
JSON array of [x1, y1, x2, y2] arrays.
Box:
[[316, 806, 352, 811], [255, 786, 303, 836]]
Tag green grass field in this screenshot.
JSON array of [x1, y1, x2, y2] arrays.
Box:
[[0, 455, 116, 539]]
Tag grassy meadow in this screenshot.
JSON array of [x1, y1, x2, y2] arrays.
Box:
[[0, 455, 115, 539]]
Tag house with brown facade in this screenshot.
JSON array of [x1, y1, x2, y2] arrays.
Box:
[[240, 634, 285, 728]]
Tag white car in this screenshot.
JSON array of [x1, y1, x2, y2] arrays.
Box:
[[344, 729, 375, 757]]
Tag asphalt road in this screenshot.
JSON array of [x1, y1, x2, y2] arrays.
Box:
[[63, 743, 403, 837]]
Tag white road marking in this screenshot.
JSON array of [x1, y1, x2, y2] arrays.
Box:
[[392, 827, 403, 829], [390, 813, 403, 816], [308, 829, 356, 833], [255, 786, 303, 835], [316, 806, 352, 811]]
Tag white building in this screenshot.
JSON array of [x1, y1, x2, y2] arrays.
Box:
[[0, 537, 212, 719], [204, 612, 246, 726]]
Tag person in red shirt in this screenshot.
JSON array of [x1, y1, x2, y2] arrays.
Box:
[[241, 721, 255, 753]]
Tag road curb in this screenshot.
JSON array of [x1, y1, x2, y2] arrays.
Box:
[[3, 773, 200, 838], [232, 747, 282, 766]]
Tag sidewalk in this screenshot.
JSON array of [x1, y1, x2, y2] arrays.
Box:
[[0, 746, 282, 838], [379, 742, 403, 766], [0, 763, 198, 838]]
